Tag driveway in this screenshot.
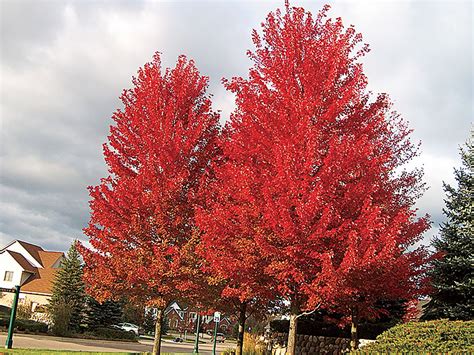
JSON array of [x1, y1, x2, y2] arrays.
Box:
[[0, 333, 233, 354]]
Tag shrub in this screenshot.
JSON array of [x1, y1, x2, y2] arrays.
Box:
[[0, 314, 48, 333], [243, 332, 265, 355], [89, 326, 137, 340], [15, 319, 48, 333], [0, 305, 11, 316], [270, 319, 393, 340], [358, 319, 474, 353], [16, 302, 33, 320], [49, 301, 73, 336], [0, 316, 9, 328]]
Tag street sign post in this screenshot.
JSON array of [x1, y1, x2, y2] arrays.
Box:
[[0, 288, 16, 293], [212, 311, 221, 355], [193, 314, 201, 354], [5, 285, 20, 349]]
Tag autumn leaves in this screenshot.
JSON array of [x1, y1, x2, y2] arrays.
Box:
[[81, 4, 430, 355]]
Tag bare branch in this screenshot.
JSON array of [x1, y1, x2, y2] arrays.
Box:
[[296, 304, 321, 319]]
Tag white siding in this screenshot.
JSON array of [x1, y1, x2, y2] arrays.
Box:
[[0, 252, 26, 288], [4, 241, 42, 268]]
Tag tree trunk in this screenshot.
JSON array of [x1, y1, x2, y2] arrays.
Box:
[[235, 302, 247, 355], [350, 307, 359, 351], [286, 304, 299, 355], [152, 308, 164, 355]]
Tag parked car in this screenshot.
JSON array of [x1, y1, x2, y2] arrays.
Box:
[[214, 333, 226, 343], [111, 322, 140, 335]]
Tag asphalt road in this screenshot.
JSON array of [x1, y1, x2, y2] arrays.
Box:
[[0, 333, 233, 354]]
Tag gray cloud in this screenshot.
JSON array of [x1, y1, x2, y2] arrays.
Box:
[[328, 0, 472, 242], [0, 0, 65, 68], [0, 0, 472, 251]]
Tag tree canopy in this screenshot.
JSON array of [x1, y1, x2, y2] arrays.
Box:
[[80, 53, 220, 355], [207, 3, 430, 352]]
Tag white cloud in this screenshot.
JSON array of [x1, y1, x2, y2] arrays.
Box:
[[0, 0, 471, 251]]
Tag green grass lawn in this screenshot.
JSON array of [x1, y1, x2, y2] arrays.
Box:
[[0, 350, 191, 355], [0, 350, 138, 355]]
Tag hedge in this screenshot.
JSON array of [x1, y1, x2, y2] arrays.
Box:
[[270, 319, 394, 340], [16, 319, 49, 333], [0, 305, 11, 315], [358, 319, 474, 353], [0, 316, 48, 333], [85, 327, 137, 341]]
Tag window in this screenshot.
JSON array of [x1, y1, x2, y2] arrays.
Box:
[[3, 271, 13, 282], [190, 312, 197, 320], [35, 305, 47, 313]]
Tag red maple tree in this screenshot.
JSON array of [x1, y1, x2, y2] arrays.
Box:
[[196, 130, 278, 355], [311, 207, 430, 349], [217, 3, 430, 354], [80, 53, 220, 355]]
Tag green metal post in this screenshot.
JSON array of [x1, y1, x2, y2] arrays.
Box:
[[5, 285, 20, 349], [193, 314, 201, 354], [212, 318, 219, 355]]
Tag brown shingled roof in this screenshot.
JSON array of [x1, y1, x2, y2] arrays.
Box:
[[38, 251, 63, 268], [17, 240, 44, 267], [21, 251, 64, 295], [6, 251, 37, 273]]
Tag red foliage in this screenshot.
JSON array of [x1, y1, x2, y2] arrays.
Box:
[[196, 128, 276, 306], [209, 1, 431, 323], [402, 299, 422, 323], [80, 53, 220, 309]]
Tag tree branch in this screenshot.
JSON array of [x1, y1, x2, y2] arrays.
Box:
[[296, 304, 321, 319]]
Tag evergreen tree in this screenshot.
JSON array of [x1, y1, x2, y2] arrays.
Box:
[[143, 308, 157, 334], [143, 308, 169, 335], [83, 296, 122, 329], [423, 135, 473, 320], [48, 241, 85, 333], [121, 301, 145, 326]]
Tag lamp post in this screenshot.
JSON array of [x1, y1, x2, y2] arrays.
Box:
[[5, 285, 20, 349]]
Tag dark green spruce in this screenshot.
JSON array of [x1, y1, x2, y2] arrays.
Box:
[[423, 135, 473, 320], [83, 296, 122, 329], [48, 241, 86, 334]]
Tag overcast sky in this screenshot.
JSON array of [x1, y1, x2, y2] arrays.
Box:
[[0, 0, 472, 252]]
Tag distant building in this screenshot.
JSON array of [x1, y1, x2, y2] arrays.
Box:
[[164, 301, 235, 335], [165, 301, 195, 331], [0, 240, 64, 314]]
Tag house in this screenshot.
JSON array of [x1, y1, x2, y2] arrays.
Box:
[[164, 301, 197, 332], [0, 240, 64, 313], [164, 301, 235, 335], [201, 313, 233, 334]]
